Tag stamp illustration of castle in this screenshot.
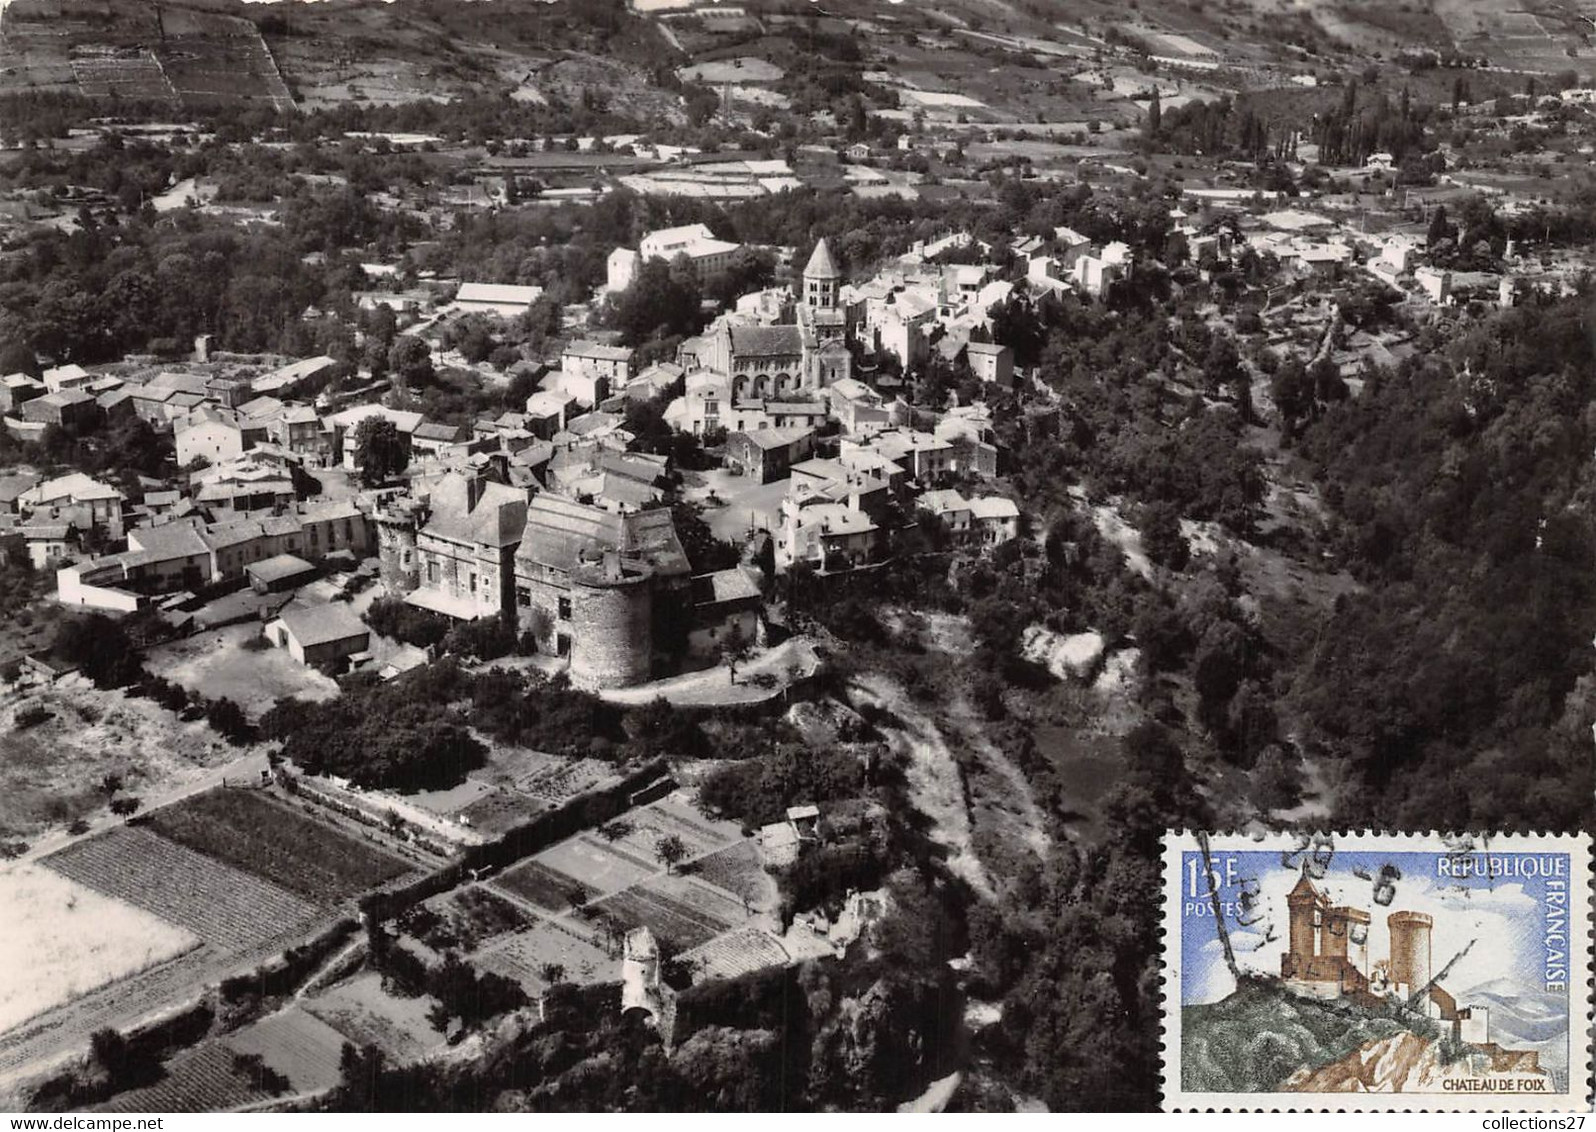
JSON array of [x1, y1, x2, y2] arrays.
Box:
[[1161, 831, 1593, 1110]]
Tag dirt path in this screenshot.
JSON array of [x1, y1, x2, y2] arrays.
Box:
[[945, 694, 1051, 860], [850, 676, 993, 900]]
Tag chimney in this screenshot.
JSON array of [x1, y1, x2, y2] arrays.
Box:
[[603, 549, 622, 581], [466, 473, 485, 512]]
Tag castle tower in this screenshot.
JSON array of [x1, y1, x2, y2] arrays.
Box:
[[621, 926, 663, 1023], [1388, 911, 1433, 1001], [568, 551, 654, 691], [803, 237, 840, 311], [1322, 905, 1372, 975], [372, 498, 423, 593], [1284, 872, 1325, 971]]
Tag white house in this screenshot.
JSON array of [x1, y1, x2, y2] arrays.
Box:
[[965, 342, 1014, 387], [175, 411, 245, 468]]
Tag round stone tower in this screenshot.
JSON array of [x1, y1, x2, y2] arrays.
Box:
[[372, 499, 422, 594], [1387, 910, 1434, 999], [568, 551, 653, 691]]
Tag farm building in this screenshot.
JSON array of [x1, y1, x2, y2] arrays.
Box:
[[246, 554, 317, 594], [267, 604, 370, 667]]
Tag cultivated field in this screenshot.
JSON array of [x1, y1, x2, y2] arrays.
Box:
[[535, 836, 658, 897], [408, 886, 529, 952], [223, 1007, 348, 1094], [94, 1043, 274, 1113], [0, 865, 198, 1037], [41, 826, 321, 953], [0, 824, 338, 1083], [142, 790, 413, 906], [494, 859, 589, 913], [144, 626, 339, 720], [588, 875, 740, 952], [690, 842, 773, 907], [681, 926, 791, 982], [603, 795, 739, 865]]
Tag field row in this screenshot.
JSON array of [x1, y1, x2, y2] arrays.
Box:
[[493, 859, 587, 914], [224, 1006, 347, 1094], [681, 927, 792, 982], [142, 789, 413, 907], [42, 826, 322, 953], [589, 885, 730, 952], [95, 1042, 273, 1113]]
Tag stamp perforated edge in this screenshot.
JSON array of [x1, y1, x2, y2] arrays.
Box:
[[1158, 830, 1595, 1112]]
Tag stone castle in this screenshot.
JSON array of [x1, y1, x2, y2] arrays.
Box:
[[1282, 872, 1494, 1048]]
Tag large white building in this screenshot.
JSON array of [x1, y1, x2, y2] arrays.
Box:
[[607, 223, 742, 292]]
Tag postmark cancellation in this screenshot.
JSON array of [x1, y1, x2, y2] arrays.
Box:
[[1161, 831, 1593, 1110]]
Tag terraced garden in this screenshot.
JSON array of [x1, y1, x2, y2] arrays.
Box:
[[681, 927, 792, 981], [473, 917, 613, 996], [142, 789, 413, 906]]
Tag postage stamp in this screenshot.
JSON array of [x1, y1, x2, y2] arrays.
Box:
[[1161, 831, 1592, 1110]]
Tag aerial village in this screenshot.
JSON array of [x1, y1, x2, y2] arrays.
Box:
[[2, 0, 1595, 1106]]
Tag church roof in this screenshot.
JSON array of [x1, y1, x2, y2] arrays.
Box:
[[804, 238, 840, 280], [729, 324, 803, 358]]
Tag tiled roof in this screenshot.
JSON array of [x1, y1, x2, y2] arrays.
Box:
[[728, 325, 802, 357], [422, 473, 527, 548], [516, 494, 688, 577], [277, 602, 368, 648]]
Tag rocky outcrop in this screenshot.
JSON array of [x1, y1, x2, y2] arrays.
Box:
[[1283, 1031, 1549, 1093]]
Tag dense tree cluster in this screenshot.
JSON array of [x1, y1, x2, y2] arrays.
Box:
[[1287, 291, 1596, 831]]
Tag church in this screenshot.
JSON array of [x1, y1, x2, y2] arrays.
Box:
[[695, 238, 853, 400]]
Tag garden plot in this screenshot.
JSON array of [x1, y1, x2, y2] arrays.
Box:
[[0, 864, 198, 1036], [511, 754, 623, 805], [535, 835, 658, 897], [305, 971, 445, 1063], [681, 926, 791, 982], [404, 886, 529, 953], [690, 842, 774, 908], [41, 826, 321, 953], [494, 859, 590, 913], [143, 789, 413, 906], [223, 1006, 347, 1093], [474, 917, 614, 996], [588, 879, 735, 952], [94, 1042, 274, 1113], [605, 813, 722, 867]]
